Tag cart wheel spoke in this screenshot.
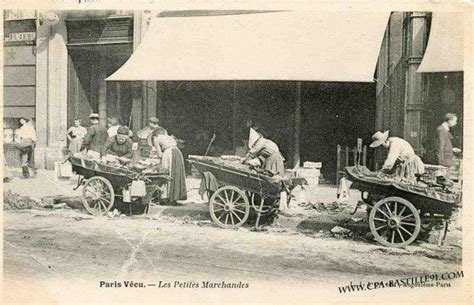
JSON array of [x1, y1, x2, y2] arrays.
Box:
[[375, 207, 390, 219], [375, 224, 387, 231], [400, 221, 416, 226], [100, 199, 110, 210], [399, 225, 413, 237], [224, 190, 230, 203], [397, 228, 406, 243], [400, 214, 415, 221], [224, 214, 229, 226], [394, 202, 397, 215], [213, 207, 224, 212], [233, 208, 246, 215], [398, 206, 407, 217], [232, 194, 243, 205], [391, 230, 395, 244], [217, 212, 226, 221], [384, 203, 393, 216], [231, 210, 243, 223], [217, 194, 227, 204], [229, 213, 235, 226], [373, 217, 387, 222], [229, 190, 235, 204]]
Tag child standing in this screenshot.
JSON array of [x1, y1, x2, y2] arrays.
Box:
[[67, 118, 87, 154]]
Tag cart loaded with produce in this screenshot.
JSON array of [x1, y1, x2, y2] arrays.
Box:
[[68, 153, 170, 216]]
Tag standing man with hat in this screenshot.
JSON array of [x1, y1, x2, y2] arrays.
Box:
[[81, 113, 108, 155], [370, 130, 424, 183]]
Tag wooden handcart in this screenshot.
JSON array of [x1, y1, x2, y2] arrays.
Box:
[[345, 166, 461, 248], [188, 156, 307, 229], [69, 156, 170, 216]]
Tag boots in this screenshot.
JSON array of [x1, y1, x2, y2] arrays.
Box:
[[22, 166, 30, 179]]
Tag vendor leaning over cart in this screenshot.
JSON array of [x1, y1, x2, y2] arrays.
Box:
[[150, 128, 187, 203], [103, 126, 133, 159], [81, 113, 108, 155], [242, 128, 285, 176], [370, 130, 424, 183]]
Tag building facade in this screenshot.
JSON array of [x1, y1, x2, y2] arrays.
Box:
[[374, 12, 463, 167], [3, 10, 160, 169]]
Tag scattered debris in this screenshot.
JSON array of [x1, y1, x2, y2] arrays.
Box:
[[330, 226, 351, 235], [350, 217, 364, 223], [107, 209, 121, 218], [299, 201, 348, 214]]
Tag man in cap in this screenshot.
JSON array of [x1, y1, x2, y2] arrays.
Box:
[[136, 117, 168, 157], [370, 130, 424, 183], [136, 117, 167, 141], [103, 126, 133, 159], [81, 113, 108, 155]]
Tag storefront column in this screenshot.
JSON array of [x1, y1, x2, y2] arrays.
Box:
[[131, 82, 143, 136], [292, 81, 302, 169], [98, 56, 108, 127], [404, 13, 428, 155], [232, 81, 239, 150], [133, 10, 158, 128], [35, 20, 68, 169]]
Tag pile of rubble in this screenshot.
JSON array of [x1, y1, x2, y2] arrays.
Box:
[[3, 190, 40, 210], [298, 201, 349, 214]]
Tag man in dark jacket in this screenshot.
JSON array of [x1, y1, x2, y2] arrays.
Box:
[[103, 126, 133, 158], [81, 113, 108, 155], [434, 113, 461, 167]]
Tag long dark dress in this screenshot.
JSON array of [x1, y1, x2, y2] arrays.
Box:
[[153, 134, 187, 202]]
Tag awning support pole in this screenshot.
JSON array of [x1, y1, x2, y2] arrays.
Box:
[[293, 81, 302, 169], [98, 56, 107, 127], [232, 80, 239, 150]]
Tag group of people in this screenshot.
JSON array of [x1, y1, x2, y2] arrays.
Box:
[[240, 113, 461, 185], [10, 111, 461, 188], [369, 113, 461, 183], [68, 113, 187, 204]]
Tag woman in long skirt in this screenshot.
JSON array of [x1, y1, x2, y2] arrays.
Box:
[[152, 133, 187, 203]]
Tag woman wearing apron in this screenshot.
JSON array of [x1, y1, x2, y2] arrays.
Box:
[[152, 131, 187, 203]]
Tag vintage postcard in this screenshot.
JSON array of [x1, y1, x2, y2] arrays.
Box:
[[1, 0, 472, 304]]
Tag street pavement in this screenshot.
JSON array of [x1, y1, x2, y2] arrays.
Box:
[[2, 167, 464, 303]]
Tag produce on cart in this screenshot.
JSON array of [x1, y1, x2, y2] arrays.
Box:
[[344, 166, 461, 248], [69, 154, 170, 216], [188, 155, 307, 229]]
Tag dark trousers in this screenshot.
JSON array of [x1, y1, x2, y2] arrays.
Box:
[[19, 145, 34, 168]]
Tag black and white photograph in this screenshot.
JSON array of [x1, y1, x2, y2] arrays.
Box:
[[1, 1, 472, 304]]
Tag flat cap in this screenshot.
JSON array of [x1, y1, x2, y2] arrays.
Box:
[[148, 117, 160, 124], [89, 113, 100, 119], [117, 126, 130, 135]]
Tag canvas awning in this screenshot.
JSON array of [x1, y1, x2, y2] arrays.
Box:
[[418, 12, 464, 73], [107, 11, 389, 82]]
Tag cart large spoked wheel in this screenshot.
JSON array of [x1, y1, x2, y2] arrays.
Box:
[[369, 196, 421, 248], [82, 176, 115, 216], [209, 186, 250, 228]]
